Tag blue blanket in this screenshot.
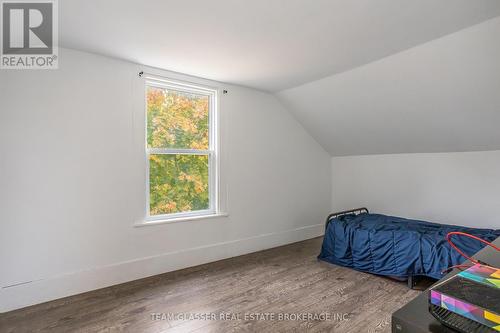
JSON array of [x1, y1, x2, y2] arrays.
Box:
[[318, 213, 499, 280]]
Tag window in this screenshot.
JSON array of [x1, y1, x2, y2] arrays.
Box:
[[145, 77, 218, 221]]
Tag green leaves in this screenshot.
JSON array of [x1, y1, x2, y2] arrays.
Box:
[[147, 86, 209, 150], [147, 86, 211, 215], [149, 154, 209, 215]]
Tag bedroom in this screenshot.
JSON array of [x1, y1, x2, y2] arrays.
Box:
[[1, 1, 499, 332]]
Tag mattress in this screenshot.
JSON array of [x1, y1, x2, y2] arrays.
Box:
[[318, 213, 500, 280]]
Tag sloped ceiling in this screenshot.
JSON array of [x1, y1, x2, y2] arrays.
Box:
[[277, 17, 500, 156], [60, 0, 500, 92], [60, 1, 500, 156]]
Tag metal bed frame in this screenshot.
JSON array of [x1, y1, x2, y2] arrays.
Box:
[[325, 207, 369, 230], [323, 207, 419, 289]]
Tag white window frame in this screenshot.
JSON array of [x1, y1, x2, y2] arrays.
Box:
[[144, 76, 219, 222]]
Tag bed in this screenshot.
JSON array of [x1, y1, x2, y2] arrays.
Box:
[[318, 208, 500, 288]]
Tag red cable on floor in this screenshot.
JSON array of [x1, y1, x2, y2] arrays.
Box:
[[443, 231, 499, 274]]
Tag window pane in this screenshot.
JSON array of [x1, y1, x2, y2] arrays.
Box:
[[149, 154, 209, 215], [147, 86, 209, 150]]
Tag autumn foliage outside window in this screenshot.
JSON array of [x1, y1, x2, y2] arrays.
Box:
[[146, 79, 217, 218]]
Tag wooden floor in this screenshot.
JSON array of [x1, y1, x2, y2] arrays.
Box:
[[0, 237, 420, 333]]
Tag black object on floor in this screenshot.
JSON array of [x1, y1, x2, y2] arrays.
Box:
[[392, 237, 500, 333]]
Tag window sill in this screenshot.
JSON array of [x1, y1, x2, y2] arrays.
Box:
[[135, 213, 229, 227]]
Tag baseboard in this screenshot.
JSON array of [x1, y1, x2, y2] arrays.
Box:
[[0, 224, 324, 313]]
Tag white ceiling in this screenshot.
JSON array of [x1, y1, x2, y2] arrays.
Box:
[[277, 17, 500, 156], [60, 0, 500, 92]]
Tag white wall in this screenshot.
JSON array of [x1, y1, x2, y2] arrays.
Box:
[[331, 151, 500, 229], [278, 16, 500, 156], [0, 48, 331, 312]]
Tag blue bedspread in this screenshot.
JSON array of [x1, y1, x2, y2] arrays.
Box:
[[318, 213, 499, 280]]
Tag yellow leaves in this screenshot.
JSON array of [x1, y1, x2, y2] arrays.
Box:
[[194, 179, 205, 194], [178, 172, 193, 182], [147, 86, 211, 216], [165, 202, 177, 212], [149, 154, 209, 215], [149, 154, 162, 164], [178, 172, 207, 194], [147, 87, 209, 149], [147, 87, 165, 108], [151, 201, 177, 215], [151, 126, 175, 148], [191, 140, 208, 150]]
